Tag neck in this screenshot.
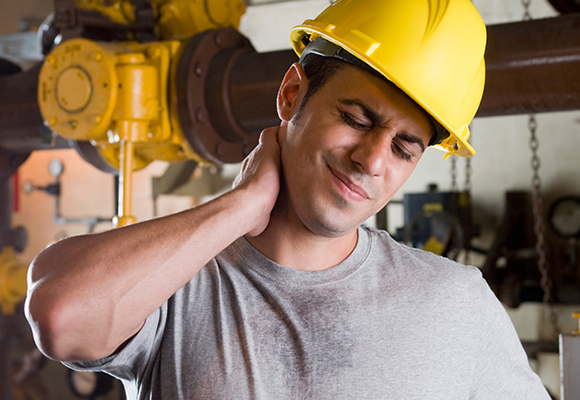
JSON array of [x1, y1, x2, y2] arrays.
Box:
[[245, 191, 358, 271]]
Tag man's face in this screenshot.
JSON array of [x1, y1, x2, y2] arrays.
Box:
[[278, 63, 433, 238]]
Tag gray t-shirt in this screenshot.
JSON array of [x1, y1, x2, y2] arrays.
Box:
[[67, 227, 550, 399]]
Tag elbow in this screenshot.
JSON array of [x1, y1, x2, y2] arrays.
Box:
[[25, 299, 61, 360], [24, 252, 69, 360], [25, 291, 115, 362], [24, 242, 123, 362], [25, 284, 108, 362], [25, 289, 74, 361]]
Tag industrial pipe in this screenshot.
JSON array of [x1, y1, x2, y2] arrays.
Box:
[[178, 14, 580, 162], [0, 62, 44, 153], [477, 13, 580, 117], [2, 14, 580, 167]]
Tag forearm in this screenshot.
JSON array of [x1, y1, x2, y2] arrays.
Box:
[[26, 187, 261, 362]]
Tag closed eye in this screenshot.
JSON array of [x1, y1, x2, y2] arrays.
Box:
[[392, 141, 412, 161], [340, 111, 372, 131]]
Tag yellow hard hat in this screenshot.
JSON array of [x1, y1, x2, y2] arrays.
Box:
[[290, 0, 487, 158]]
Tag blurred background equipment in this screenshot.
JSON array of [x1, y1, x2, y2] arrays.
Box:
[[1, 0, 580, 399]]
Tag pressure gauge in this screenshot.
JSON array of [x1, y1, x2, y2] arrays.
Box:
[[548, 197, 580, 238], [48, 159, 64, 179]]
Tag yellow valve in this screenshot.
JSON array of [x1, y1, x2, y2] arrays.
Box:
[[39, 38, 202, 165], [38, 0, 248, 225], [39, 39, 202, 225], [0, 247, 28, 315]]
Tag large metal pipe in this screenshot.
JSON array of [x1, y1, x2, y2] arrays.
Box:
[[2, 14, 580, 164], [0, 62, 44, 152], [229, 49, 298, 133], [207, 13, 580, 146], [477, 13, 580, 117]]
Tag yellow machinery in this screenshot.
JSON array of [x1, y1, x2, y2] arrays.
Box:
[[0, 246, 28, 315], [37, 0, 245, 226]]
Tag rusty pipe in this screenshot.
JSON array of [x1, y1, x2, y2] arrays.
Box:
[[223, 14, 580, 123], [0, 62, 44, 151], [477, 13, 580, 117], [228, 49, 298, 133], [3, 14, 580, 166], [197, 13, 580, 158]]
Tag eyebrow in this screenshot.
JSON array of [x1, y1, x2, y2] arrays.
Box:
[[338, 98, 426, 152]]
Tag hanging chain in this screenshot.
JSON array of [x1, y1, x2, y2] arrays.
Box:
[[464, 152, 472, 266], [521, 0, 532, 20], [450, 158, 458, 192], [464, 158, 472, 192], [528, 115, 559, 337], [520, 0, 559, 338]]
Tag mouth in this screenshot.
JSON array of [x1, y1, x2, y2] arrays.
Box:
[[328, 166, 369, 201]]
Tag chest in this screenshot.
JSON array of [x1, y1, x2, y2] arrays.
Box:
[[155, 273, 478, 399]]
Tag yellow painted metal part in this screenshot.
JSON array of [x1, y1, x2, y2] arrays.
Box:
[[39, 39, 119, 141], [0, 247, 28, 315], [422, 236, 446, 256], [153, 0, 246, 40], [38, 38, 202, 224], [572, 312, 580, 335], [73, 0, 246, 38], [38, 1, 247, 224], [75, 0, 136, 25]]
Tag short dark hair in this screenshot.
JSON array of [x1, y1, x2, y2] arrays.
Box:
[[292, 53, 347, 123]]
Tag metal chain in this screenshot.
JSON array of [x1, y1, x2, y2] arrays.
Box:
[[464, 124, 473, 193], [528, 115, 559, 337], [464, 158, 472, 192], [464, 156, 472, 266], [521, 0, 532, 20], [520, 0, 559, 338], [450, 158, 458, 192], [463, 125, 473, 266]]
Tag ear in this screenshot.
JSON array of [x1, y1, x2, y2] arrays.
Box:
[[277, 62, 308, 122]]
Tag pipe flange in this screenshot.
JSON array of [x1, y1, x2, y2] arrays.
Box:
[[176, 28, 259, 164]]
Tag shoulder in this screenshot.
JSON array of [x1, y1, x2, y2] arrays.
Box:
[[362, 226, 489, 298]]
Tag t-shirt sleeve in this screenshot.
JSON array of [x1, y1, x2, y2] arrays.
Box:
[[469, 278, 551, 400], [62, 302, 167, 385]]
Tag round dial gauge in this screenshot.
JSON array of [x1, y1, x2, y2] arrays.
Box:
[[549, 197, 580, 238], [48, 159, 64, 178]]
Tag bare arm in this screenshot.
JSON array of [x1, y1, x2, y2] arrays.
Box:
[[25, 127, 281, 362]]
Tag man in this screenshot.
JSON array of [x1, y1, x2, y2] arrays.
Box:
[[26, 0, 550, 398]]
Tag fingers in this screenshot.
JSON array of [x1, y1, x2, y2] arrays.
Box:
[[258, 126, 280, 145], [232, 126, 281, 190]]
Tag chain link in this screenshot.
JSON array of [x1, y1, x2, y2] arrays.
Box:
[[464, 158, 472, 192], [463, 127, 472, 265], [520, 0, 559, 338], [521, 0, 532, 20], [528, 115, 559, 337], [450, 158, 458, 192]]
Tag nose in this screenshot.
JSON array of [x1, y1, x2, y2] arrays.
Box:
[[350, 132, 391, 176]]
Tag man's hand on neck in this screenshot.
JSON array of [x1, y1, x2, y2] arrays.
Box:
[[233, 126, 282, 237]]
